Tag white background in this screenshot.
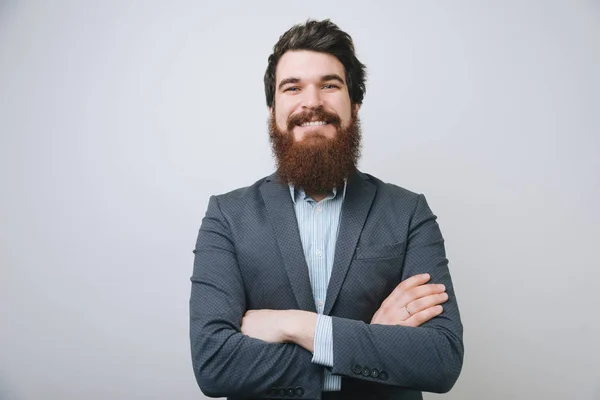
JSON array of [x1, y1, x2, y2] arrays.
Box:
[[1, 1, 599, 399]]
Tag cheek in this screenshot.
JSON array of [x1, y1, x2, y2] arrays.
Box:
[[336, 106, 353, 128], [327, 96, 352, 122], [276, 111, 288, 131], [274, 102, 292, 130]]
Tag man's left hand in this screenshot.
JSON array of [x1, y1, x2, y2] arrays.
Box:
[[241, 309, 317, 352], [241, 309, 289, 343]]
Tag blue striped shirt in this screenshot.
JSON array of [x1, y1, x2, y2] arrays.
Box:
[[289, 184, 346, 391]]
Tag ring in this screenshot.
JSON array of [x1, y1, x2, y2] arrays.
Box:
[[405, 304, 412, 316]]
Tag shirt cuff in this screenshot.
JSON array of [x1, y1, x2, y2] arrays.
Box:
[[311, 314, 334, 367]]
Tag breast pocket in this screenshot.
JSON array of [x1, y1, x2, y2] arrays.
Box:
[[355, 241, 406, 260]]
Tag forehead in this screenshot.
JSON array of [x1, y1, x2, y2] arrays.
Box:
[[276, 50, 346, 83]]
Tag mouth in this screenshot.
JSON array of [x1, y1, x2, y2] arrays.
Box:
[[297, 120, 329, 128]]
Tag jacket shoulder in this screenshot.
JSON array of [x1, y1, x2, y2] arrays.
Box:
[[208, 174, 275, 212], [361, 172, 421, 201]]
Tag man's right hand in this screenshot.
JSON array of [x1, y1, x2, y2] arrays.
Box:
[[371, 273, 448, 327]]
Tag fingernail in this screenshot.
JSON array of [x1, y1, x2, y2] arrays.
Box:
[[439, 284, 446, 291]]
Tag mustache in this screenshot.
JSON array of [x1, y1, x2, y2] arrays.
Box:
[[286, 108, 342, 131]]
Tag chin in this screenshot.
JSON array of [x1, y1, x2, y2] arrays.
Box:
[[295, 132, 332, 143], [294, 126, 336, 141]]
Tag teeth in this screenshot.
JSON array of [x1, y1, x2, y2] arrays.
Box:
[[300, 121, 327, 127]]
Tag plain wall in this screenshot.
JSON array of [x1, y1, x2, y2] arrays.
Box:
[[1, 1, 599, 399]]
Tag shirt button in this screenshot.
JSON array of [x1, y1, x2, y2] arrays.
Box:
[[316, 299, 324, 308], [315, 249, 322, 257], [315, 206, 322, 213]]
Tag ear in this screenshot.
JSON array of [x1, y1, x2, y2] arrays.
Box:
[[353, 103, 360, 114]]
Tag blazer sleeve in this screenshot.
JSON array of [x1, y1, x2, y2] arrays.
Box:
[[329, 194, 464, 393], [190, 195, 323, 399]]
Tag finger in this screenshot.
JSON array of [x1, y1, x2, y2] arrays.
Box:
[[403, 305, 444, 328], [403, 283, 446, 305], [406, 292, 448, 315], [386, 273, 431, 303]]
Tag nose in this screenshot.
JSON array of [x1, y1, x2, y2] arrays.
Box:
[[301, 85, 323, 109]]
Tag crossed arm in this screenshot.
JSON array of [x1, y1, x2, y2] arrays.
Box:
[[190, 194, 463, 398], [241, 273, 448, 353]]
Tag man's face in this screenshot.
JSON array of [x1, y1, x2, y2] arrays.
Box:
[[271, 50, 357, 141], [268, 50, 362, 191]]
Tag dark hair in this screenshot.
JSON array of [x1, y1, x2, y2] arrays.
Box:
[[264, 19, 367, 108]]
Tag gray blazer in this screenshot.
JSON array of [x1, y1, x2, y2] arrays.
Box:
[[190, 170, 464, 400]]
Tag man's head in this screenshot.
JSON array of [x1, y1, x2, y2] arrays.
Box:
[[265, 19, 367, 191]]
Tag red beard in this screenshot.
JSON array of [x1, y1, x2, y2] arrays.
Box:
[[268, 107, 362, 192]]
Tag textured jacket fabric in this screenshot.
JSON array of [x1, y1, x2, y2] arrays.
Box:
[[190, 170, 464, 399]]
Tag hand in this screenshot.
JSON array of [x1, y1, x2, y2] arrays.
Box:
[[241, 309, 289, 343], [241, 309, 317, 352], [371, 273, 448, 327]]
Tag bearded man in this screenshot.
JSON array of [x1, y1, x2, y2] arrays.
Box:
[[190, 19, 463, 400]]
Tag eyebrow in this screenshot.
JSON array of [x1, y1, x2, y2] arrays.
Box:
[[277, 74, 346, 91]]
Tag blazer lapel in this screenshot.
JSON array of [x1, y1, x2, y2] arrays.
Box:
[[260, 174, 317, 312], [324, 171, 376, 315]]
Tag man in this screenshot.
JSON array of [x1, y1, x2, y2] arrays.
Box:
[[190, 19, 463, 400]]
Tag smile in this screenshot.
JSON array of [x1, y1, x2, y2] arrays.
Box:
[[299, 121, 328, 127]]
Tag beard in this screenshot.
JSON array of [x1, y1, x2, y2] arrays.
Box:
[[268, 107, 362, 192]]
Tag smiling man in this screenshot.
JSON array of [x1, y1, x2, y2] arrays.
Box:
[[190, 19, 464, 400]]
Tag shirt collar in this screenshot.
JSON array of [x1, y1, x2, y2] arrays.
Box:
[[289, 181, 348, 204]]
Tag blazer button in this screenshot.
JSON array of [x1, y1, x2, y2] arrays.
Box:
[[370, 368, 380, 378], [287, 388, 295, 397], [351, 364, 363, 375], [379, 371, 389, 380], [278, 388, 287, 396], [362, 367, 371, 377], [295, 386, 305, 397], [269, 387, 279, 396]]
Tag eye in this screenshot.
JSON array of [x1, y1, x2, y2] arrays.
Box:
[[323, 84, 340, 90], [284, 87, 300, 92]]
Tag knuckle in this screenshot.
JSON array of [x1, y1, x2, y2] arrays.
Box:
[[411, 299, 423, 311]]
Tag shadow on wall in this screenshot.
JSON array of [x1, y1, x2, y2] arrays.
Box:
[[0, 0, 18, 25], [593, 0, 600, 26], [0, 377, 24, 400]]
